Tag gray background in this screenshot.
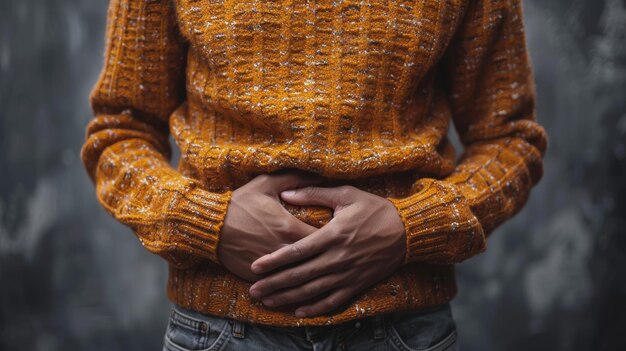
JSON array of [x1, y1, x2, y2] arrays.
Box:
[[1, 0, 625, 350]]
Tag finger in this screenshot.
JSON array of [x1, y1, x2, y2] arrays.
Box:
[[272, 199, 319, 240], [250, 221, 338, 274], [280, 185, 352, 208], [264, 169, 326, 192], [295, 286, 358, 318], [249, 252, 341, 298], [260, 274, 345, 308], [281, 214, 318, 241]]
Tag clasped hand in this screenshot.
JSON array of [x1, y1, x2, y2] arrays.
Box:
[[218, 170, 407, 318]]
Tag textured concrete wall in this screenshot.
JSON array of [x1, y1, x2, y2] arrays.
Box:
[[0, 0, 624, 350]]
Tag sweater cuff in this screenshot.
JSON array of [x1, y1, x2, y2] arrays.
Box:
[[167, 187, 233, 265], [386, 178, 487, 265]]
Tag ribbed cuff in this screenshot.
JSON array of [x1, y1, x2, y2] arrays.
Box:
[[386, 178, 487, 265], [166, 187, 233, 265]]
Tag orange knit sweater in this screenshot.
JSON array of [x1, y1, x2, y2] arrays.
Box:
[[81, 0, 548, 326]]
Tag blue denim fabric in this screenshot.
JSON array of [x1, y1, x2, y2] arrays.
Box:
[[162, 303, 458, 351]]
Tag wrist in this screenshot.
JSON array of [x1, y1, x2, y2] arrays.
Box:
[[383, 198, 409, 266]]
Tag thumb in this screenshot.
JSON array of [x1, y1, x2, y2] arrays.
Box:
[[280, 186, 346, 208]]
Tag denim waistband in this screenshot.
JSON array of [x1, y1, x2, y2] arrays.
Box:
[[172, 302, 450, 341]]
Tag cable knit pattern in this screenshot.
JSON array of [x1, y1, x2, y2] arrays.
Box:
[[80, 0, 548, 326]]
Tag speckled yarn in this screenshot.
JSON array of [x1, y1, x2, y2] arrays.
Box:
[[80, 0, 548, 326]]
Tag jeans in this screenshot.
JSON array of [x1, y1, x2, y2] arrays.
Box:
[[162, 302, 458, 351]]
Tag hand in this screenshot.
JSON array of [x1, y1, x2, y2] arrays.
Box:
[[248, 185, 407, 318], [218, 170, 324, 282]]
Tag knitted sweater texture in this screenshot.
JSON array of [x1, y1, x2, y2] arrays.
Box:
[[81, 0, 548, 326]]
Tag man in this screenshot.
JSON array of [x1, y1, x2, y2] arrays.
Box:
[[80, 0, 548, 349]]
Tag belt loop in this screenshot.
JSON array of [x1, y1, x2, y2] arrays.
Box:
[[372, 314, 386, 340], [231, 320, 246, 339]]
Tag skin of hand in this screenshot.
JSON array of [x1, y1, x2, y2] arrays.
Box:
[[218, 170, 326, 282], [247, 185, 407, 318]]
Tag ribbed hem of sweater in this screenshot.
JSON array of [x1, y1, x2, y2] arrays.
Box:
[[165, 262, 457, 327], [386, 178, 488, 265], [166, 188, 233, 264]]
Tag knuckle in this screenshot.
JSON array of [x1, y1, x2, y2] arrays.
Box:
[[290, 244, 304, 258], [303, 186, 320, 198], [337, 185, 354, 195], [336, 249, 353, 264], [290, 270, 303, 281], [329, 226, 347, 242], [327, 297, 339, 307], [315, 280, 329, 293]]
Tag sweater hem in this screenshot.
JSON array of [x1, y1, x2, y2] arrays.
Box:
[[165, 261, 458, 327]]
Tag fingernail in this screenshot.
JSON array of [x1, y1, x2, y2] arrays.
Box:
[[281, 190, 296, 196], [251, 264, 262, 274], [295, 310, 307, 318], [250, 288, 261, 299], [263, 299, 274, 307]]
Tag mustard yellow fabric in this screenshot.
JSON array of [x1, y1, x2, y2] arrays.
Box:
[[80, 0, 548, 326]]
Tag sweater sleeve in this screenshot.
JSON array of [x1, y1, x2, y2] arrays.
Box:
[[80, 0, 232, 268], [386, 0, 548, 265]]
